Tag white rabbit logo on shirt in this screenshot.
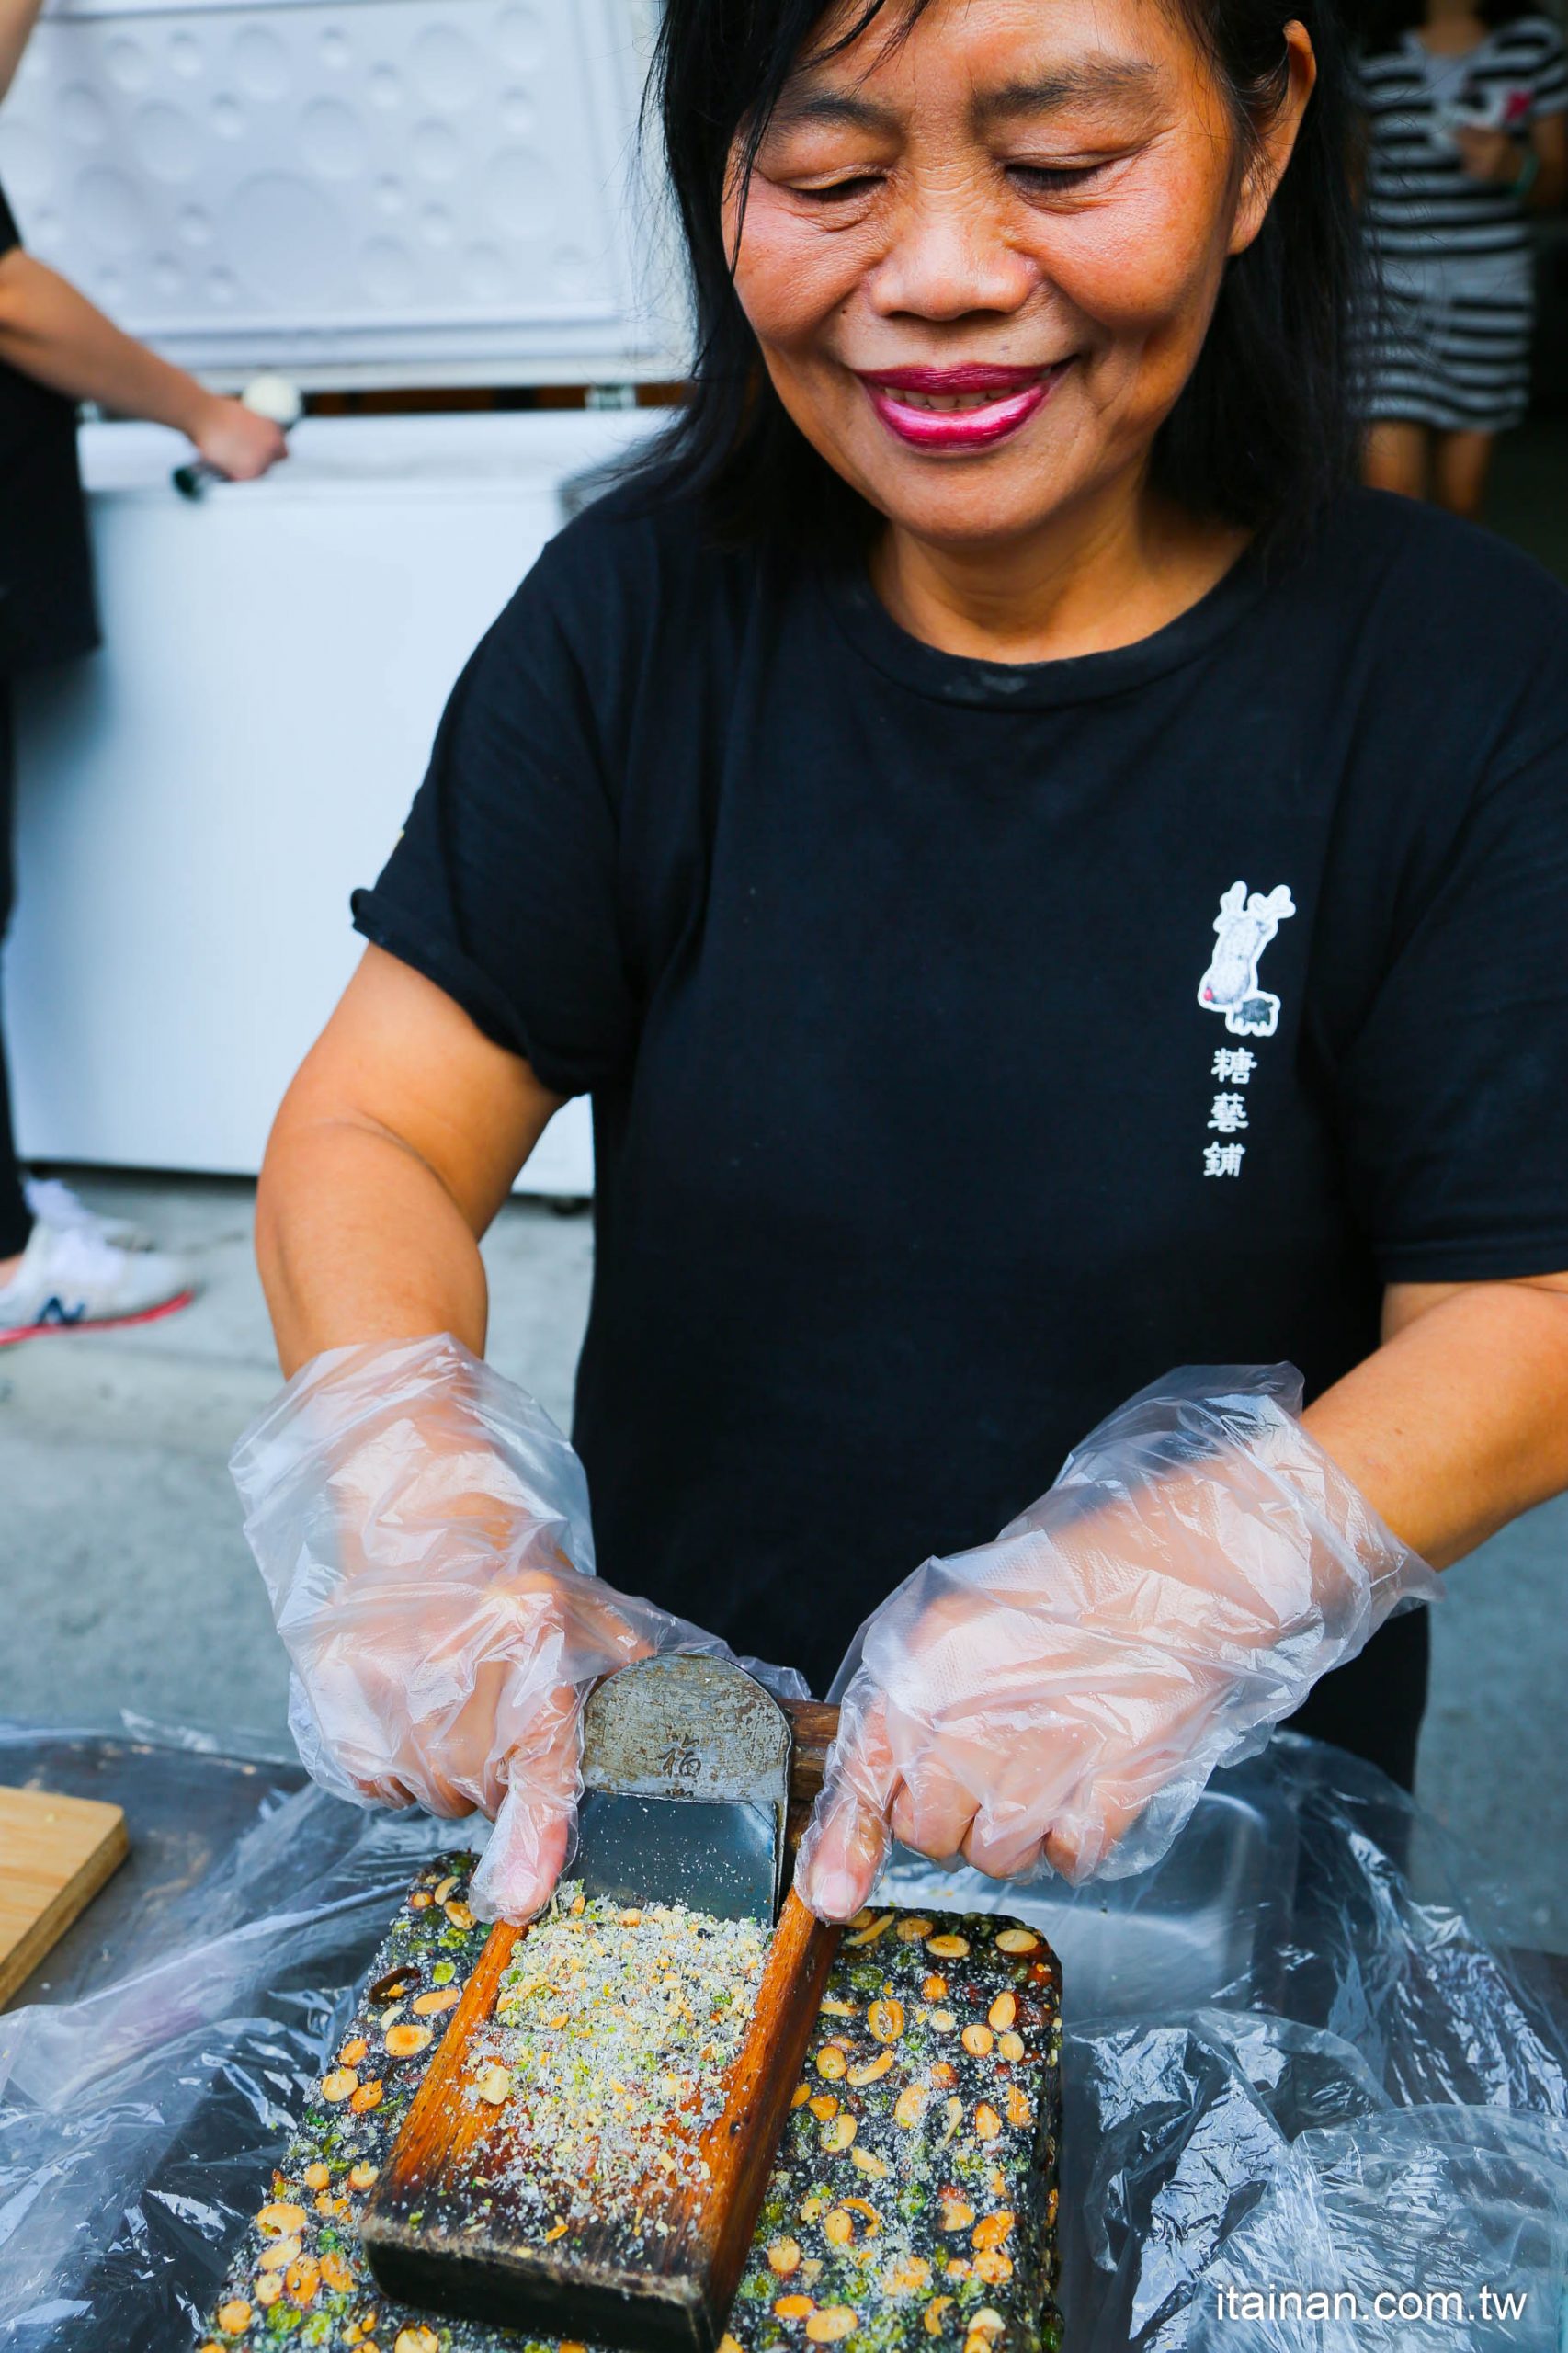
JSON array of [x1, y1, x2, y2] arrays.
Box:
[[1198, 881, 1296, 1038]]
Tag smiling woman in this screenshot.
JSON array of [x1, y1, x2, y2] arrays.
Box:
[[655, 0, 1355, 574], [251, 0, 1568, 1925]]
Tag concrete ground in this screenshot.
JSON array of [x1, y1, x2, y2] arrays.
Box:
[[3, 1167, 1565, 1954]]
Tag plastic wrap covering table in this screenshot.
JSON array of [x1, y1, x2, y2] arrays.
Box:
[[1, 1723, 1565, 2352]]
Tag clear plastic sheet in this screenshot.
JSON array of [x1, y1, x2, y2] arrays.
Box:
[[880, 1733, 1568, 2350], [2, 1724, 1564, 2352], [0, 1725, 450, 2352]]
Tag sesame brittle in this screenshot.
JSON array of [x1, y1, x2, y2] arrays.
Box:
[[199, 1870, 1062, 2353], [724, 1910, 1062, 2353]]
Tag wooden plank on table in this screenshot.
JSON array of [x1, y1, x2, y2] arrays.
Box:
[[361, 1699, 846, 2352], [363, 1889, 841, 2351], [0, 1783, 130, 2007]]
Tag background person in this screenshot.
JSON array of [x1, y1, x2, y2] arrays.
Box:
[[0, 1, 287, 1343], [237, 0, 1568, 1925], [1357, 0, 1568, 517]]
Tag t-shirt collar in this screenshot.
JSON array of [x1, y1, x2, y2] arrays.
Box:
[[817, 528, 1269, 710]]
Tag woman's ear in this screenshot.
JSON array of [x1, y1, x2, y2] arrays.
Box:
[[1229, 21, 1318, 256]]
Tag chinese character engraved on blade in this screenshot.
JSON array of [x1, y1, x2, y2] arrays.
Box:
[[1197, 881, 1296, 1039]]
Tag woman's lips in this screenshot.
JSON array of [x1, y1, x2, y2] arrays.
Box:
[[858, 364, 1067, 450]]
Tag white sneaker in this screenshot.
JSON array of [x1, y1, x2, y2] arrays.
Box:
[[0, 1219, 194, 1345], [23, 1176, 153, 1251]]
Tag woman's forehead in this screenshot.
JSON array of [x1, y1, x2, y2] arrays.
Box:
[[780, 0, 1184, 122]]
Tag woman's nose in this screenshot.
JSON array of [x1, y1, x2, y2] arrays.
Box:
[[865, 189, 1037, 322]]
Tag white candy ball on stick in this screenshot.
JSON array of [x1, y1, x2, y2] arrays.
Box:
[[241, 372, 303, 430]]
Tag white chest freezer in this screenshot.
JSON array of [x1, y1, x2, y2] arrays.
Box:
[[0, 0, 683, 1193], [7, 407, 665, 1191]]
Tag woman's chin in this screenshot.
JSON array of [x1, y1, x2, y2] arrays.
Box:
[[838, 432, 1107, 552], [869, 477, 1095, 553]]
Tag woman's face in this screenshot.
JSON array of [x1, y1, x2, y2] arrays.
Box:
[[724, 0, 1313, 551]]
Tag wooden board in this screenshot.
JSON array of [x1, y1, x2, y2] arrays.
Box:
[[361, 1699, 846, 2352], [0, 1782, 129, 2007], [363, 1890, 840, 2349]]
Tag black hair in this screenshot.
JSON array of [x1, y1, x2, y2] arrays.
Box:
[[1358, 0, 1529, 54], [634, 0, 1364, 551]]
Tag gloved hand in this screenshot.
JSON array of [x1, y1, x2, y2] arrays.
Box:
[[232, 1334, 731, 1924], [796, 1366, 1441, 1923]]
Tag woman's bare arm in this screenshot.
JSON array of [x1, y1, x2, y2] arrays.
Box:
[[0, 249, 285, 472], [1304, 1271, 1568, 1568], [256, 946, 564, 1375]]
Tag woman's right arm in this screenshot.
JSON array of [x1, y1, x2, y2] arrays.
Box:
[[247, 944, 703, 1927], [256, 943, 564, 1374], [0, 248, 287, 474]]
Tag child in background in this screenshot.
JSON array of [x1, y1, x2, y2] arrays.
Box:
[[1356, 0, 1568, 517]]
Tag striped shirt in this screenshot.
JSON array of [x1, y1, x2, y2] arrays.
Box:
[[1358, 17, 1568, 270]]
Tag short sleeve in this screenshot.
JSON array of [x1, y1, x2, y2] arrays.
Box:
[[1337, 705, 1568, 1283], [352, 538, 638, 1099]]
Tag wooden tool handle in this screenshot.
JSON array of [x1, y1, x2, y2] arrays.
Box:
[[362, 1698, 846, 2350], [781, 1699, 839, 1868], [699, 1889, 841, 2331]]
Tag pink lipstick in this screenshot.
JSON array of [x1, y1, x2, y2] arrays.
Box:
[[857, 362, 1066, 450]]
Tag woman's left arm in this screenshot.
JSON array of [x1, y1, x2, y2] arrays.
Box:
[[1454, 110, 1566, 208], [0, 0, 48, 101], [1306, 1271, 1568, 1569]]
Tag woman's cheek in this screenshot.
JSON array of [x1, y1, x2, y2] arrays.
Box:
[[1045, 182, 1229, 350], [733, 201, 871, 352]]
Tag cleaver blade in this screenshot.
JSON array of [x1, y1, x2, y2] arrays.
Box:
[[572, 1654, 792, 1925]]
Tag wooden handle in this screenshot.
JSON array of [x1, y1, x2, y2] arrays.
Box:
[[781, 1699, 839, 1868], [362, 1706, 846, 2351], [699, 1891, 841, 2332]]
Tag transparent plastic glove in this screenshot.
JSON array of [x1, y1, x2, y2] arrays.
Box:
[[232, 1334, 733, 1925], [797, 1366, 1441, 1923]]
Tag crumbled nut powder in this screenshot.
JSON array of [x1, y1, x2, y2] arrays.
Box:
[[464, 1884, 767, 2234]]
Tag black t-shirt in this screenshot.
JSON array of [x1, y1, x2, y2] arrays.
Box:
[[355, 483, 1568, 1703], [0, 181, 98, 676]]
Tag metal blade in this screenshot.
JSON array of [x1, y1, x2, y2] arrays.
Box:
[[574, 1655, 792, 1924], [574, 1790, 780, 1921]]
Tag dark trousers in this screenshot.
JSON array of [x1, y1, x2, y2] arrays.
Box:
[[0, 680, 31, 1258]]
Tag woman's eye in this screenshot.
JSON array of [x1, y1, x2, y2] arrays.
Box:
[[790, 173, 884, 203], [1008, 161, 1108, 194]]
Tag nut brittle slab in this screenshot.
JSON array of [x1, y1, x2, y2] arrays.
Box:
[[199, 1865, 1062, 2353], [727, 1906, 1062, 2353]]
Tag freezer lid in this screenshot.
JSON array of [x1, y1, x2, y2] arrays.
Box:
[[0, 0, 690, 389]]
